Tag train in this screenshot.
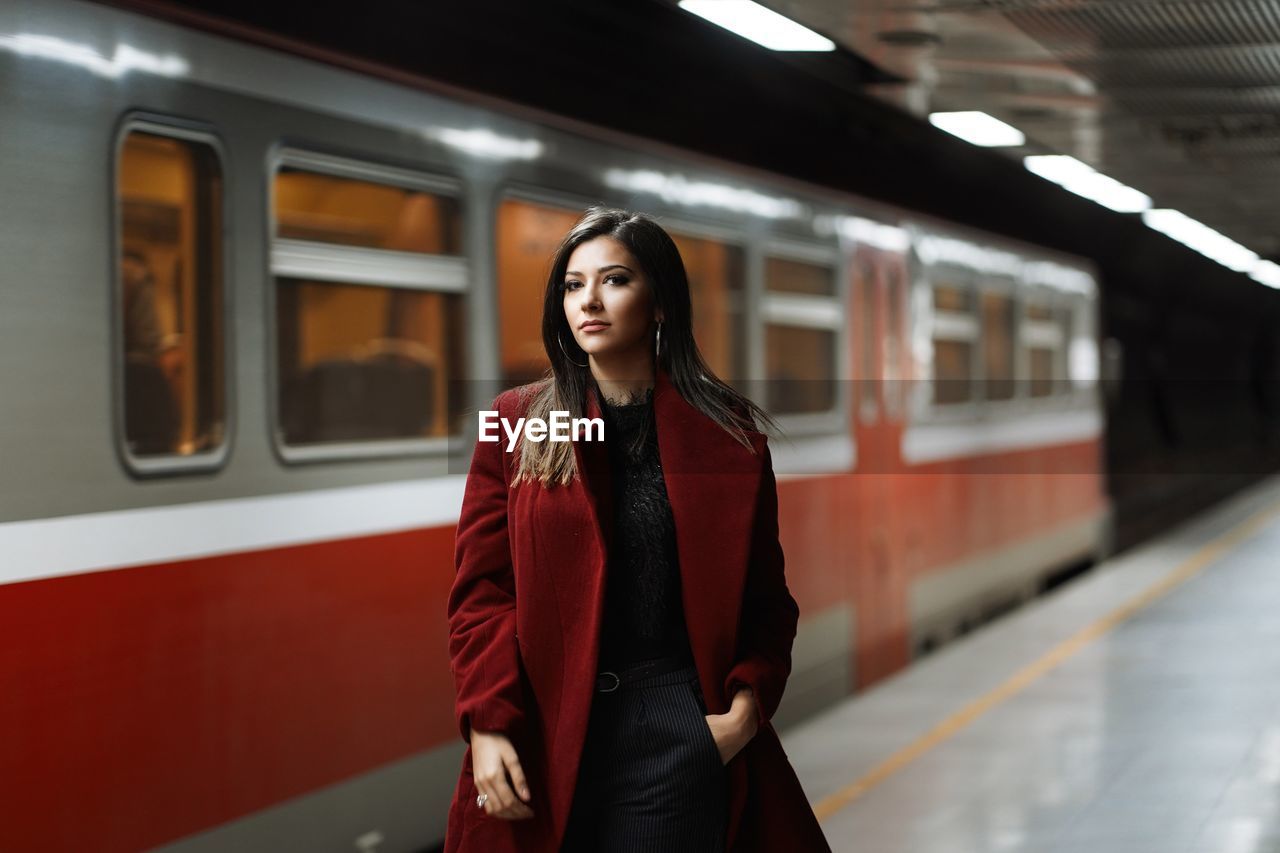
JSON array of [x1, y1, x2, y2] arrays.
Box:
[[0, 1, 1110, 851]]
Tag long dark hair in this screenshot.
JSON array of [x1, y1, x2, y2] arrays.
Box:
[[511, 206, 780, 487]]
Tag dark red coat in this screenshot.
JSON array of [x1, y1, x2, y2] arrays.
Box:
[[445, 365, 831, 852]]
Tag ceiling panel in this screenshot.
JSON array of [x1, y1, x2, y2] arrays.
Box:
[[752, 0, 1280, 258]]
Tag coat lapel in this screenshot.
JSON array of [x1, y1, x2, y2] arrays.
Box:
[[570, 383, 613, 558], [653, 367, 765, 702]]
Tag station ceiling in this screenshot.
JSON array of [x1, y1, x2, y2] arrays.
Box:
[[751, 0, 1280, 261]]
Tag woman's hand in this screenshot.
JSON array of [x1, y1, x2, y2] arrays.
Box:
[[470, 729, 535, 820], [704, 688, 760, 765]]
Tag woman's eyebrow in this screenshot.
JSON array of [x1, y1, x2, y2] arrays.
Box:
[[565, 264, 634, 276]]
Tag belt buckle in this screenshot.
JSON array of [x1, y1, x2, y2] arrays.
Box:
[[597, 671, 620, 693]]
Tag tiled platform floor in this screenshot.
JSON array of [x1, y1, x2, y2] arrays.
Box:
[[785, 475, 1280, 853]]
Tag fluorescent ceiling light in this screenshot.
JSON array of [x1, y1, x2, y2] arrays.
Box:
[[1025, 156, 1275, 288], [1250, 260, 1280, 289], [928, 111, 1025, 147], [1023, 154, 1094, 184], [1024, 154, 1151, 213], [1142, 208, 1259, 273], [678, 0, 836, 51]]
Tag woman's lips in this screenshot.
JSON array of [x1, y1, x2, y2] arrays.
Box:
[[580, 323, 610, 332]]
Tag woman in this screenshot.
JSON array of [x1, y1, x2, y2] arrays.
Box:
[[445, 207, 831, 852]]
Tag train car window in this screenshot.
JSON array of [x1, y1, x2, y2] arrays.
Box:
[[929, 280, 977, 405], [496, 199, 579, 386], [933, 340, 973, 404], [271, 159, 465, 448], [1025, 298, 1066, 398], [766, 325, 838, 413], [764, 255, 839, 415], [1029, 351, 1053, 396], [670, 232, 747, 389], [496, 198, 748, 389], [275, 169, 462, 253], [766, 256, 837, 296], [933, 283, 971, 313], [981, 291, 1015, 401], [274, 279, 463, 444], [117, 129, 226, 460]]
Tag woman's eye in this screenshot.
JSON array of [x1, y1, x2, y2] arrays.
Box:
[[564, 276, 626, 290]]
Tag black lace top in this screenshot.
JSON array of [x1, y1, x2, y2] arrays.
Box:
[[596, 386, 695, 670]]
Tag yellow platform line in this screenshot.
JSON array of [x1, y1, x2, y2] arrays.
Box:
[[813, 497, 1280, 822]]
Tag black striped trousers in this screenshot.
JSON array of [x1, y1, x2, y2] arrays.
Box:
[[559, 658, 729, 852]]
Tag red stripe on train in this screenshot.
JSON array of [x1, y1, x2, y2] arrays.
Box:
[[0, 526, 457, 852]]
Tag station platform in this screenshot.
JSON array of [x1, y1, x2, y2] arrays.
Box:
[[785, 474, 1280, 853]]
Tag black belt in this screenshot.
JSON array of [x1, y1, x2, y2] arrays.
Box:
[[595, 652, 695, 693]]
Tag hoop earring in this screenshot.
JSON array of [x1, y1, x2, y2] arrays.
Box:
[[558, 331, 588, 368], [654, 320, 663, 362]]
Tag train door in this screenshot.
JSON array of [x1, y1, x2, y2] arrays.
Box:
[[852, 244, 912, 686]]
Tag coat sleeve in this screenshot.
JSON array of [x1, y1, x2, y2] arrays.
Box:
[[722, 438, 799, 727], [447, 390, 526, 745]]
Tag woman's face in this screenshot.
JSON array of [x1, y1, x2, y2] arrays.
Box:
[[562, 236, 660, 364]]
